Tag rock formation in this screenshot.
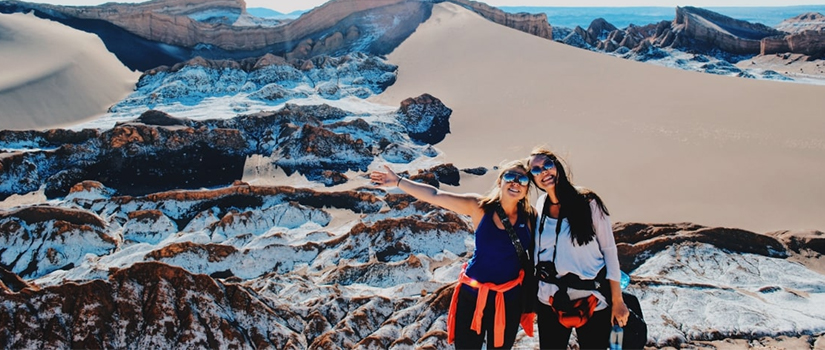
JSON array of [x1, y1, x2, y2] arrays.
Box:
[[396, 94, 453, 145], [775, 12, 825, 33], [447, 0, 553, 40], [670, 6, 784, 55], [1, 0, 557, 72], [761, 30, 825, 57], [2, 184, 823, 348], [1, 86, 454, 199], [11, 0, 401, 51]]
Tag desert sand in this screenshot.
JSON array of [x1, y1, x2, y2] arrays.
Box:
[[372, 2, 825, 234], [0, 12, 139, 130]]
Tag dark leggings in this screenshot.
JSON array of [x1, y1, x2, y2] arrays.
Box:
[[536, 300, 612, 350], [453, 288, 524, 349]]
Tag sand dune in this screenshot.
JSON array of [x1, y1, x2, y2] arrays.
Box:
[[373, 3, 825, 233], [0, 12, 139, 130]]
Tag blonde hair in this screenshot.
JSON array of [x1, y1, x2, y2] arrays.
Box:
[[478, 159, 536, 222]]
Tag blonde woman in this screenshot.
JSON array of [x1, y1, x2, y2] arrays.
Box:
[[370, 161, 536, 349]]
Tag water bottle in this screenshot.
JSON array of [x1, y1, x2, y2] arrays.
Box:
[[620, 271, 630, 290], [609, 325, 623, 350]]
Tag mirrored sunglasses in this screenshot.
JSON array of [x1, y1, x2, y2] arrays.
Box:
[[530, 161, 555, 176], [502, 172, 529, 186]]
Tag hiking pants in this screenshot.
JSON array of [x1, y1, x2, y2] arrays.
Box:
[[453, 288, 523, 349]]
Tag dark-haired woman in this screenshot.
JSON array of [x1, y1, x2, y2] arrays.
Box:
[[526, 147, 629, 349], [370, 161, 536, 349]]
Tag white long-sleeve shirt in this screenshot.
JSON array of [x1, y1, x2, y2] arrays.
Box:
[[533, 193, 621, 311]]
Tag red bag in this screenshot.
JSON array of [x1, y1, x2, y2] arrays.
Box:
[[547, 294, 599, 328]]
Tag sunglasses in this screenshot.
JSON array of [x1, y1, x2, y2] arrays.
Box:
[[502, 172, 530, 187], [530, 161, 555, 176]]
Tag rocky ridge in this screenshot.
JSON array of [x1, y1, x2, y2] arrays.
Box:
[[554, 6, 825, 81], [110, 52, 398, 116], [1, 181, 824, 348], [561, 7, 785, 56], [0, 0, 553, 72], [0, 82, 453, 199], [448, 0, 553, 40]]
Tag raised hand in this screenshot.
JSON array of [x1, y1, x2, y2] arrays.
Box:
[[369, 165, 401, 187]]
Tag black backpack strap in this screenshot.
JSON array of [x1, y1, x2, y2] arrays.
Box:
[[494, 204, 532, 271]]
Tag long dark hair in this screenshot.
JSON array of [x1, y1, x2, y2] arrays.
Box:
[[528, 147, 608, 246]]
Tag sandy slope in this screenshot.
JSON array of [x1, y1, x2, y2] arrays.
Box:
[[372, 2, 825, 233], [0, 13, 139, 130]]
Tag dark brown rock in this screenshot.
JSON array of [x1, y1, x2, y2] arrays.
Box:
[[613, 222, 788, 271], [397, 94, 452, 145]]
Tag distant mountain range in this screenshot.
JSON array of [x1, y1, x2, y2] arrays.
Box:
[[500, 5, 825, 29], [2, 0, 823, 83]]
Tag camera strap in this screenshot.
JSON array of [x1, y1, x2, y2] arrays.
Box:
[[494, 204, 532, 272], [538, 195, 562, 263]]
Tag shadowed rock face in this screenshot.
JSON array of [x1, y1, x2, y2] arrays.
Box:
[[1, 72, 453, 198], [613, 222, 789, 271], [762, 30, 825, 57], [397, 94, 452, 145]]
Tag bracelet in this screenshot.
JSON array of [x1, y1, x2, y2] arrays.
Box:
[[396, 177, 402, 187]]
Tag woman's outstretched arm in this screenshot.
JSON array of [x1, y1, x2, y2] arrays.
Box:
[[370, 165, 483, 220]]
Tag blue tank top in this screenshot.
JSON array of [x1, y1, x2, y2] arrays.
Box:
[[463, 210, 533, 296]]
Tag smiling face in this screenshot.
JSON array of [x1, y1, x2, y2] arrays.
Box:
[[528, 154, 558, 192], [498, 166, 530, 202]]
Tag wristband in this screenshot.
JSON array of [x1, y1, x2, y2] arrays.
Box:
[[396, 177, 402, 187]]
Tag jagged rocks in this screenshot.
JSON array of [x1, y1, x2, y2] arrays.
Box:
[[2, 87, 456, 198], [0, 262, 307, 349], [122, 210, 178, 244], [562, 26, 595, 49], [588, 18, 618, 41], [775, 12, 825, 33], [612, 222, 789, 271], [275, 124, 373, 179], [396, 94, 452, 145], [0, 206, 114, 279], [112, 52, 397, 113], [330, 216, 470, 264]]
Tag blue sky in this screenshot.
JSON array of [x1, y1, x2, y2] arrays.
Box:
[[36, 0, 825, 14]]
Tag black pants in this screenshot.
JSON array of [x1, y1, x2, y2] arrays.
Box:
[[453, 287, 523, 349], [536, 300, 611, 350]]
